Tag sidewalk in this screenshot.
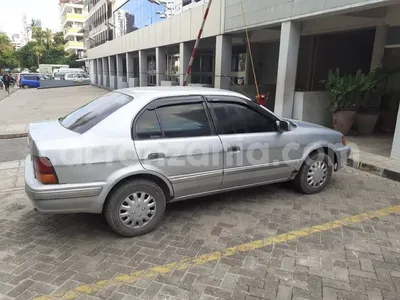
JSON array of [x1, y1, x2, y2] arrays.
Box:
[[0, 86, 107, 139]]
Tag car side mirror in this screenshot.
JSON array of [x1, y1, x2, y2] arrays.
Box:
[[276, 120, 291, 132]]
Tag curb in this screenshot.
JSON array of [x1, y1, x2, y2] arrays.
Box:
[[91, 83, 113, 91], [346, 158, 400, 182], [0, 132, 28, 139], [37, 83, 90, 90]]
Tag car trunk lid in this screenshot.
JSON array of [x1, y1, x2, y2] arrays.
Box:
[[28, 120, 79, 157]]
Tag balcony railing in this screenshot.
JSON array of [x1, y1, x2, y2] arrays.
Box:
[[64, 27, 83, 37], [63, 13, 86, 24], [65, 41, 84, 50]]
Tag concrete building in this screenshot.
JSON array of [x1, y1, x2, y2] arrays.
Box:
[[86, 0, 400, 159], [7, 33, 24, 50], [60, 0, 87, 58]]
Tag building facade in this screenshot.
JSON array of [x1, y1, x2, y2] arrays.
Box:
[[85, 0, 400, 159], [60, 0, 87, 58]]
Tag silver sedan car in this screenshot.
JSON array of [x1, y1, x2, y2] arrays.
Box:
[[25, 87, 350, 236]]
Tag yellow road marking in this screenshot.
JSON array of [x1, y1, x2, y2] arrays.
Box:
[[34, 205, 400, 300]]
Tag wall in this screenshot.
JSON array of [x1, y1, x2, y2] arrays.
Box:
[[224, 0, 393, 32], [293, 92, 332, 127], [38, 80, 90, 89], [311, 28, 375, 90], [87, 0, 222, 59]]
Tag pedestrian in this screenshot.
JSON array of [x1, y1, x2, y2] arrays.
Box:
[[1, 72, 12, 97]]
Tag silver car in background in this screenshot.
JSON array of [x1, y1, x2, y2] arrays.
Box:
[[25, 87, 351, 236]]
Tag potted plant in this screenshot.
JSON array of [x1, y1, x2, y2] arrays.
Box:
[[355, 72, 380, 135], [323, 68, 359, 135]]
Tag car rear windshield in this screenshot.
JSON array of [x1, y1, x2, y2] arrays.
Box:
[[59, 92, 133, 134]]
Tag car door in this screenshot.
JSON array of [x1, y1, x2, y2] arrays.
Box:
[[207, 96, 301, 189], [133, 96, 224, 199]]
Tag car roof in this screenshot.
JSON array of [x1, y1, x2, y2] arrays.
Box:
[[117, 86, 252, 102]]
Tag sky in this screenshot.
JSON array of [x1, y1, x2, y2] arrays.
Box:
[[0, 0, 61, 35]]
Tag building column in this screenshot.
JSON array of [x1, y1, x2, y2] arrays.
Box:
[[214, 35, 232, 90], [370, 25, 387, 71], [103, 57, 109, 88], [109, 56, 117, 90], [156, 47, 167, 86], [97, 58, 102, 86], [391, 107, 400, 158], [126, 52, 136, 87], [179, 42, 191, 86], [116, 54, 128, 88], [139, 50, 148, 87], [93, 59, 98, 85], [89, 60, 95, 85], [274, 21, 301, 118]]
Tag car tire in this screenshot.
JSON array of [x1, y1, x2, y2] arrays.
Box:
[[293, 151, 333, 195], [23, 85, 29, 89], [104, 179, 166, 237]]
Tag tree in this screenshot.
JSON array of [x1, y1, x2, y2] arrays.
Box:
[[32, 42, 45, 66], [16, 41, 37, 70], [16, 29, 84, 70], [43, 29, 53, 48], [0, 33, 18, 70], [53, 32, 66, 45], [32, 27, 44, 44]]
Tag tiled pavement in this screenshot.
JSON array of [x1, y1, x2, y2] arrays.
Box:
[[0, 162, 400, 300]]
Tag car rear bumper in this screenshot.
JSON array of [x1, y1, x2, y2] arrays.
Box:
[[24, 156, 107, 213], [335, 146, 351, 171]]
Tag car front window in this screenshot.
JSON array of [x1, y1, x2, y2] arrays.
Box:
[[60, 92, 133, 134]]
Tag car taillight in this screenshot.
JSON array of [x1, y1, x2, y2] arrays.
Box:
[[342, 136, 347, 146], [33, 156, 59, 184]]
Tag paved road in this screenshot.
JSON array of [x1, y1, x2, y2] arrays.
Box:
[[0, 138, 28, 162], [0, 86, 107, 136], [0, 87, 17, 102], [0, 162, 400, 300]]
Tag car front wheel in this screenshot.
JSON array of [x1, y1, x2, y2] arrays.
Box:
[[294, 151, 333, 194], [104, 179, 166, 237]]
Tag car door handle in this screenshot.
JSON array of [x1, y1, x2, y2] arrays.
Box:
[[148, 153, 165, 160], [227, 146, 241, 152]]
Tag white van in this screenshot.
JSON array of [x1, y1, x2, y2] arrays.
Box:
[[52, 68, 87, 80]]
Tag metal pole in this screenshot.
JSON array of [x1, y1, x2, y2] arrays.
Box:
[[182, 0, 213, 86]]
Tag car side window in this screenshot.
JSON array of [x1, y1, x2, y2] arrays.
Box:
[[136, 110, 162, 140], [156, 103, 211, 138], [211, 102, 277, 134]]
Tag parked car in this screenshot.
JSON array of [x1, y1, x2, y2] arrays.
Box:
[[60, 72, 89, 81], [53, 68, 87, 80], [20, 74, 40, 89], [25, 87, 351, 236]]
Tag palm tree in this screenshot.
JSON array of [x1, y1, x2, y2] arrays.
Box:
[[32, 27, 44, 44], [43, 29, 53, 49], [32, 42, 45, 66]]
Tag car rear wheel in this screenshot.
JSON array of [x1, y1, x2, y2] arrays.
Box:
[[23, 85, 29, 89], [293, 151, 333, 194], [104, 179, 166, 237]]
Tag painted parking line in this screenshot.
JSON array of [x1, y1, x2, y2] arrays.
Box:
[[34, 205, 400, 300]]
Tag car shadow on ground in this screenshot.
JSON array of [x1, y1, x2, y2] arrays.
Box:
[[12, 180, 317, 241]]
